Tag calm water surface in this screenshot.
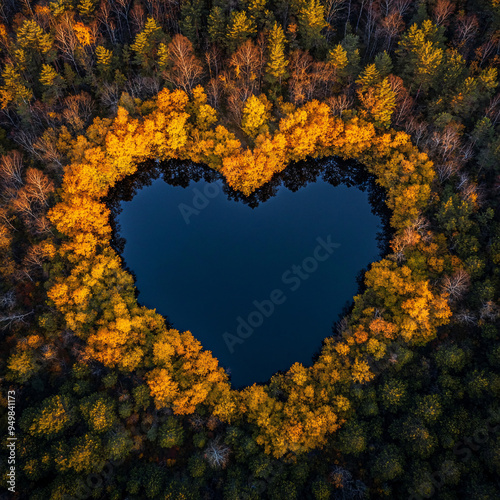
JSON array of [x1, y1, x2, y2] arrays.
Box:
[[115, 161, 383, 387]]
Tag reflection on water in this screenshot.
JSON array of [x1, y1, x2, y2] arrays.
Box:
[[107, 158, 390, 388]]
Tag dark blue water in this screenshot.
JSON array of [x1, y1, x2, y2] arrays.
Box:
[[116, 165, 382, 387]]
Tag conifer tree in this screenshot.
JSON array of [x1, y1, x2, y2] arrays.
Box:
[[328, 44, 348, 74], [180, 0, 204, 46], [77, 0, 97, 17], [40, 64, 65, 100], [227, 11, 256, 52], [130, 17, 165, 73], [95, 46, 112, 76], [356, 63, 382, 92], [297, 0, 328, 50], [208, 6, 226, 45], [396, 20, 445, 94], [265, 22, 288, 84]]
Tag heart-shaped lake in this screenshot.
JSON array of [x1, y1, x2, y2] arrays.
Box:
[[112, 159, 384, 387]]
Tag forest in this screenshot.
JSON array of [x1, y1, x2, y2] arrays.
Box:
[[0, 0, 500, 498]]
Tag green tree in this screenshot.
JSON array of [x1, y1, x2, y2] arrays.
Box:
[[80, 395, 118, 433], [158, 416, 185, 448], [16, 20, 53, 56], [77, 0, 98, 17], [95, 46, 113, 77], [227, 11, 256, 52], [180, 0, 205, 46], [374, 51, 393, 77], [372, 445, 405, 481], [356, 63, 381, 91], [297, 0, 328, 50], [243, 0, 275, 30], [356, 74, 396, 128], [20, 395, 75, 437], [340, 33, 361, 78], [265, 22, 289, 84], [6, 350, 39, 383], [208, 6, 227, 45], [396, 20, 445, 94], [40, 64, 65, 100], [328, 43, 348, 81], [379, 379, 408, 411], [130, 17, 166, 73]]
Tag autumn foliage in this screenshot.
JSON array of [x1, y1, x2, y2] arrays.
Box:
[[42, 85, 452, 457]]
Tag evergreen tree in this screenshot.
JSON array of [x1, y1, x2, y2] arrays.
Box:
[[265, 22, 289, 84], [297, 0, 328, 50], [226, 11, 257, 52]]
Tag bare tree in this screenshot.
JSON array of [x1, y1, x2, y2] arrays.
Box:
[[432, 0, 455, 26], [205, 44, 223, 80], [206, 77, 223, 111], [428, 126, 462, 161], [441, 269, 471, 301], [454, 14, 479, 49], [390, 227, 420, 263], [54, 13, 81, 71], [289, 50, 314, 106], [23, 243, 53, 280], [336, 316, 349, 335], [389, 75, 414, 125], [99, 82, 121, 112], [33, 133, 63, 169], [325, 0, 347, 40], [24, 168, 55, 207], [411, 214, 431, 236], [404, 118, 427, 147], [0, 290, 16, 310], [129, 0, 145, 35], [0, 208, 15, 232], [377, 11, 404, 50], [63, 92, 94, 131], [486, 93, 500, 126], [143, 0, 179, 31], [33, 215, 53, 236], [435, 160, 461, 183], [229, 40, 263, 95], [12, 130, 39, 158], [165, 34, 204, 93], [459, 141, 475, 163], [480, 301, 500, 321], [97, 0, 118, 45], [0, 310, 33, 330], [475, 39, 498, 67], [188, 414, 205, 430], [457, 172, 485, 205], [223, 65, 255, 124], [110, 0, 133, 42], [125, 75, 161, 100], [328, 93, 354, 116], [455, 309, 477, 325], [204, 437, 231, 469], [12, 191, 37, 222], [0, 151, 24, 188], [395, 0, 413, 16]]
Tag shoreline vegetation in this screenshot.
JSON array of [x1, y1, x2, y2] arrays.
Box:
[[1, 0, 500, 497], [46, 87, 450, 455]]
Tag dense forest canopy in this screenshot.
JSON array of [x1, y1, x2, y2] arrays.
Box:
[[1, 0, 500, 498]]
